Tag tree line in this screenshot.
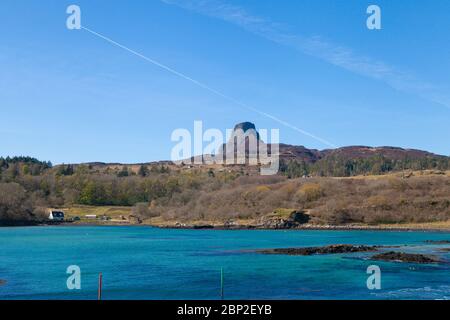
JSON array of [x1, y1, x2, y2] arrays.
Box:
[[280, 155, 450, 178], [1, 154, 450, 225]]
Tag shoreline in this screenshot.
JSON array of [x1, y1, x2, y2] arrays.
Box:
[[2, 221, 450, 232], [153, 224, 450, 232]]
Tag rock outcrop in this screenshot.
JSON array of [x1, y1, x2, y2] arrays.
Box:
[[128, 215, 142, 224], [192, 224, 214, 229], [256, 210, 310, 229], [258, 244, 378, 256], [424, 240, 450, 244], [233, 122, 260, 139], [371, 251, 441, 263]]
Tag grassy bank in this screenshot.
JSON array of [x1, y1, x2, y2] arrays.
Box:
[[63, 205, 132, 224], [57, 205, 450, 231]]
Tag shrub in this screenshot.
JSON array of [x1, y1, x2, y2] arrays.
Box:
[[297, 183, 324, 202]]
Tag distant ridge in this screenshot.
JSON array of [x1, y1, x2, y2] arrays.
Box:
[[64, 122, 449, 175]]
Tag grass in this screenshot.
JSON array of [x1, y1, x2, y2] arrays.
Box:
[[381, 220, 450, 230], [63, 205, 132, 222], [269, 208, 297, 218]]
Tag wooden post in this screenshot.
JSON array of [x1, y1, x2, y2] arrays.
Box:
[[220, 268, 224, 300], [98, 273, 103, 300]]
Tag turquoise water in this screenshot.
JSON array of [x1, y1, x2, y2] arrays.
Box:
[[0, 226, 449, 300]]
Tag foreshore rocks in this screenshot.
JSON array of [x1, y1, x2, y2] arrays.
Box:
[[258, 244, 379, 256], [370, 251, 441, 263], [0, 220, 41, 227], [255, 211, 310, 229], [424, 240, 450, 244], [192, 224, 214, 229], [256, 245, 445, 264], [162, 210, 311, 230], [158, 221, 430, 231], [128, 215, 142, 224]]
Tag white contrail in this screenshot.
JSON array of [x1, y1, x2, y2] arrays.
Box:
[[80, 25, 337, 148]]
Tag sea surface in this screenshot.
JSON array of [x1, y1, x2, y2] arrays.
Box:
[[0, 226, 449, 300]]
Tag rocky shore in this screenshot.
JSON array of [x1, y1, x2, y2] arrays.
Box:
[[370, 251, 441, 263], [157, 223, 448, 232], [424, 240, 450, 244], [0, 220, 42, 227], [257, 244, 379, 256], [152, 210, 450, 231], [256, 244, 446, 264]]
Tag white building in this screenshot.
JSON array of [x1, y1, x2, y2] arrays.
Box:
[[48, 210, 65, 221]]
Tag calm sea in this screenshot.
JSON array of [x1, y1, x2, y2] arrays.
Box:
[[0, 226, 449, 300]]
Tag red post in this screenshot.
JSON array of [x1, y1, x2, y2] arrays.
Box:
[[98, 273, 103, 300]]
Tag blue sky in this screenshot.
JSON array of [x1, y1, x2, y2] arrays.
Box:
[[0, 0, 449, 164]]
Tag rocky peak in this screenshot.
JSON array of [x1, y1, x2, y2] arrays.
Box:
[[233, 122, 257, 133], [232, 121, 260, 140]]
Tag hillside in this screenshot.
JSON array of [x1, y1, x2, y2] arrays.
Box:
[[1, 123, 450, 228]]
